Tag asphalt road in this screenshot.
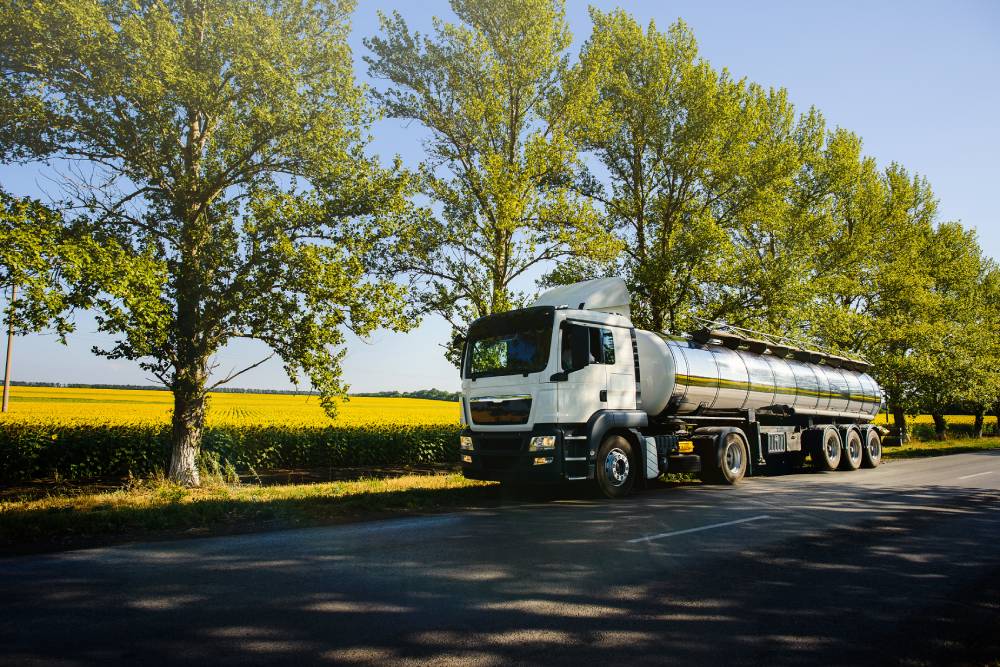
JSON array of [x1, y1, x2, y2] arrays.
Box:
[[3, 451, 1000, 666]]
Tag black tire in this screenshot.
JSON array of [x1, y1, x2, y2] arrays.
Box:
[[861, 429, 882, 468], [698, 433, 748, 485], [595, 435, 636, 499], [839, 429, 863, 471], [812, 428, 842, 471]]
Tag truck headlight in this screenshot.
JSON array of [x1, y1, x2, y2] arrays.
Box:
[[460, 436, 474, 451], [528, 435, 556, 451]]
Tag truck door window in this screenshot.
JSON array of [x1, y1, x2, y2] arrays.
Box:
[[562, 324, 616, 369], [601, 329, 616, 365], [588, 328, 602, 363]]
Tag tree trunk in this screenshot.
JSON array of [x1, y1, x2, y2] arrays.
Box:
[[972, 407, 985, 439], [169, 384, 206, 486], [931, 412, 947, 441], [891, 406, 910, 444]]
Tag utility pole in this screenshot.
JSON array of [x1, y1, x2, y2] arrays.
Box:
[[2, 284, 15, 413]]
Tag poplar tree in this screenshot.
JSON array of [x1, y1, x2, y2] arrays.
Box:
[[365, 0, 617, 362], [560, 9, 818, 334], [0, 0, 423, 485]]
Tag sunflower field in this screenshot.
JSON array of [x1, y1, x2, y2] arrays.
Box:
[[0, 387, 462, 481]]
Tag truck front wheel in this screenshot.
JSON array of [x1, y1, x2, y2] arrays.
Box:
[[595, 435, 636, 499]]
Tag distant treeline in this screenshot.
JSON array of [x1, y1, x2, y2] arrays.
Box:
[[351, 388, 461, 402], [9, 381, 459, 400], [11, 381, 171, 391]]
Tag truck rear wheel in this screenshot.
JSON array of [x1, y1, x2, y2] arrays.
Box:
[[839, 430, 863, 471], [698, 433, 748, 485], [596, 435, 635, 499], [862, 429, 882, 468], [812, 428, 842, 471]]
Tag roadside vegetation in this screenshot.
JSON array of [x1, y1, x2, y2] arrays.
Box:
[[882, 437, 1000, 460], [0, 469, 494, 554], [0, 388, 459, 482]]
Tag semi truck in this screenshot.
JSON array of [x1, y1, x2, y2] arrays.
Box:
[[458, 278, 885, 498]]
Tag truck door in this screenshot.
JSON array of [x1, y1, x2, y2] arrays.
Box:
[[557, 323, 608, 423], [606, 327, 636, 410]]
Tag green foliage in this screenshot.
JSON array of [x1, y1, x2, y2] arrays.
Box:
[[365, 0, 619, 363], [1, 189, 156, 338], [806, 164, 993, 438], [552, 10, 820, 335], [0, 191, 65, 332], [959, 266, 1000, 421], [0, 421, 462, 482], [1, 0, 430, 483]]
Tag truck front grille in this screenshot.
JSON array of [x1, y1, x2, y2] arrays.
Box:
[[469, 395, 531, 425]]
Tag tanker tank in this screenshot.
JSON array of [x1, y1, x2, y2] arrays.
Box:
[[634, 329, 883, 422]]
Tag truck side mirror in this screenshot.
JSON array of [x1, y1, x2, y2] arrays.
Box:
[[570, 324, 591, 371]]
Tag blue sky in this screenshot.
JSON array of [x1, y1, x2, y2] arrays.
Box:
[[2, 0, 998, 392]]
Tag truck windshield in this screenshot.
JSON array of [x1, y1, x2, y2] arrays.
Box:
[[464, 307, 554, 379]]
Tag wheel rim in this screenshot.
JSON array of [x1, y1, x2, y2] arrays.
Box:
[[604, 448, 630, 487], [725, 439, 743, 476], [849, 436, 861, 461], [868, 435, 881, 460], [826, 437, 839, 461]]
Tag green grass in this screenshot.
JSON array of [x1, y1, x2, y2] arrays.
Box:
[[0, 473, 497, 554], [882, 436, 1000, 460]]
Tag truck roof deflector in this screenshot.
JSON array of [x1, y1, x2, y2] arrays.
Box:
[[531, 277, 631, 318]]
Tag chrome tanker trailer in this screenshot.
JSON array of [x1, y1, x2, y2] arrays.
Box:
[[459, 277, 885, 497]]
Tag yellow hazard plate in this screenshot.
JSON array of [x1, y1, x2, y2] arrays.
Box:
[[678, 440, 694, 453]]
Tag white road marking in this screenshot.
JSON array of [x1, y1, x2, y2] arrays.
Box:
[[957, 470, 994, 480], [628, 514, 772, 544]]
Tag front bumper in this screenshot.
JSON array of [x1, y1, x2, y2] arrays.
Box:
[[460, 425, 590, 483]]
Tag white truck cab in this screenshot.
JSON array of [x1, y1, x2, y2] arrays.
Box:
[[459, 279, 655, 493]]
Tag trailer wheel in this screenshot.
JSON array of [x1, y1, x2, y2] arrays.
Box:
[[839, 430, 863, 471], [699, 433, 748, 485], [812, 428, 842, 471], [862, 429, 882, 468], [595, 435, 635, 499], [720, 433, 749, 484]]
